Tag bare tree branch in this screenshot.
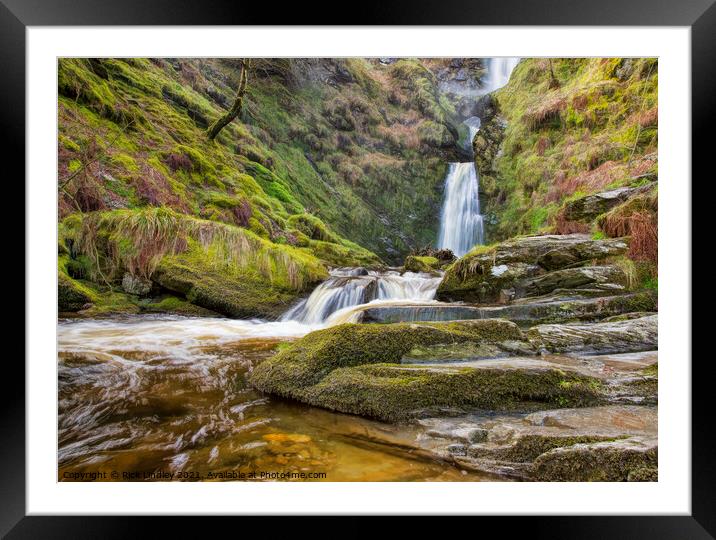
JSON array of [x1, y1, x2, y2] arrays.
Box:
[[207, 59, 251, 140]]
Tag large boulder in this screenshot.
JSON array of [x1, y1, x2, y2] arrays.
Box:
[[436, 235, 629, 304], [250, 319, 603, 422], [562, 184, 654, 222], [528, 314, 658, 354], [152, 258, 309, 320]]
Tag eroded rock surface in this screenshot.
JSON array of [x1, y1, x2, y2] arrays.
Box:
[[436, 234, 629, 304], [528, 315, 658, 354], [359, 293, 656, 327]]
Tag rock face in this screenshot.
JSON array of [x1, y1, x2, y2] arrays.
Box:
[[121, 273, 152, 296], [358, 293, 656, 327], [436, 234, 629, 305], [562, 184, 654, 222], [528, 315, 658, 354]]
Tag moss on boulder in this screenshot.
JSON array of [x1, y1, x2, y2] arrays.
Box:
[[404, 255, 440, 273], [151, 256, 305, 319], [58, 270, 98, 312], [436, 234, 629, 304], [531, 437, 657, 481], [250, 319, 602, 422]]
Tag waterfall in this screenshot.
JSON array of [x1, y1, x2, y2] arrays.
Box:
[[282, 269, 441, 325], [486, 57, 520, 92], [437, 163, 484, 257], [436, 58, 520, 257]]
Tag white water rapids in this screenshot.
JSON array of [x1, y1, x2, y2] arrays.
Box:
[[59, 268, 443, 353]]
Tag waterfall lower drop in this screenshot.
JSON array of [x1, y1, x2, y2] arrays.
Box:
[[282, 268, 441, 325], [437, 163, 484, 257]]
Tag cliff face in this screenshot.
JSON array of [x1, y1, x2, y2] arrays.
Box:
[[58, 58, 484, 263], [474, 58, 657, 254]]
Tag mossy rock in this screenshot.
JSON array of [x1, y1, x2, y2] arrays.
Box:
[[468, 434, 624, 463], [58, 255, 98, 312], [531, 437, 657, 481], [436, 235, 629, 304], [404, 255, 440, 273], [151, 257, 306, 320], [58, 271, 97, 312], [250, 319, 602, 422]]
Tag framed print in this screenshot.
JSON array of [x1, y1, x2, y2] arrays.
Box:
[[5, 0, 712, 535]]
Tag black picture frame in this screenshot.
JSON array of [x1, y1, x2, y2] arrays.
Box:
[[5, 0, 708, 536]]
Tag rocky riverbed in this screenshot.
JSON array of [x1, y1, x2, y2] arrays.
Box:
[[249, 234, 658, 481]]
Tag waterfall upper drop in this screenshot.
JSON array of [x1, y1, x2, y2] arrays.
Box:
[[487, 57, 520, 92], [437, 163, 484, 257]]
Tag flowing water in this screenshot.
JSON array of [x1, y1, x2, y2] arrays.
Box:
[[58, 270, 496, 482], [437, 162, 485, 257], [486, 57, 520, 92], [436, 58, 520, 257], [282, 268, 441, 324]]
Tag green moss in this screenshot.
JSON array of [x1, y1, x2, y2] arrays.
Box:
[[404, 255, 439, 273], [58, 256, 99, 312], [250, 319, 602, 422], [287, 213, 339, 243], [306, 239, 382, 268], [109, 152, 139, 173], [532, 439, 658, 481]]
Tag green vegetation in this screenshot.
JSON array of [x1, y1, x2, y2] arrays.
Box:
[[58, 58, 466, 264], [403, 255, 440, 273], [250, 319, 603, 422], [482, 59, 657, 244]]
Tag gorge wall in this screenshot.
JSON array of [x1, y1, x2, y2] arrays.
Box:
[[58, 58, 485, 264]]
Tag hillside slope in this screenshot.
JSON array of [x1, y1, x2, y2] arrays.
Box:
[[58, 58, 481, 263], [475, 58, 657, 248]]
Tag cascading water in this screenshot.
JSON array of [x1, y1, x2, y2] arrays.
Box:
[[437, 58, 520, 257], [437, 163, 485, 257], [282, 268, 441, 325], [486, 57, 520, 92]]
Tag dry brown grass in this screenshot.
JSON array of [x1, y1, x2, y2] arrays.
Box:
[[545, 161, 621, 203], [601, 193, 658, 263], [554, 210, 591, 234], [524, 96, 567, 130]]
